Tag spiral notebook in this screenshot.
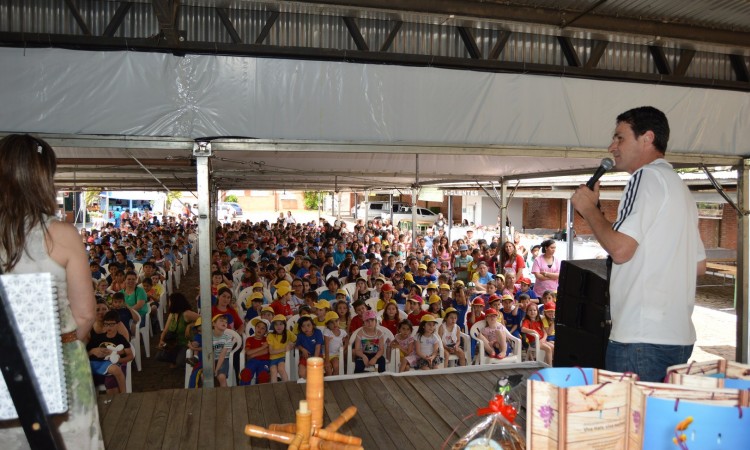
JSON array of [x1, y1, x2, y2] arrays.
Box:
[[0, 273, 67, 420]]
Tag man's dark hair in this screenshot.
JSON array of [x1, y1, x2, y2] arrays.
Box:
[[616, 106, 670, 154]]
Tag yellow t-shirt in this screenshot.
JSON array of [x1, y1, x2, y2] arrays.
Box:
[[542, 317, 555, 336], [267, 331, 297, 359], [151, 283, 165, 300], [313, 317, 327, 328]]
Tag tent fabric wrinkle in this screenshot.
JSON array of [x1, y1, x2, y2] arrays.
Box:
[[0, 47, 748, 157]]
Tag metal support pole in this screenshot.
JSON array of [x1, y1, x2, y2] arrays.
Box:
[[194, 142, 215, 387], [354, 192, 358, 220], [104, 191, 109, 223], [499, 179, 507, 241], [566, 198, 575, 260], [364, 190, 369, 225], [412, 154, 419, 248], [447, 195, 453, 242], [738, 159, 749, 363], [389, 193, 394, 228], [412, 187, 418, 248]]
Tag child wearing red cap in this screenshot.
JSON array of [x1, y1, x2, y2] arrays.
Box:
[[465, 297, 486, 333], [542, 301, 556, 346], [477, 308, 508, 359], [406, 296, 427, 326], [521, 304, 553, 365]]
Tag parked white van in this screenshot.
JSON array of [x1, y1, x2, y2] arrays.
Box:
[[351, 201, 407, 220]]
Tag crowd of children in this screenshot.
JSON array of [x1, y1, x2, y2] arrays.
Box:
[[83, 213, 559, 390]]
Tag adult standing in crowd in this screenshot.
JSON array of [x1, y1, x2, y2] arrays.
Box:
[[530, 240, 560, 297], [572, 106, 706, 382], [0, 134, 103, 449]]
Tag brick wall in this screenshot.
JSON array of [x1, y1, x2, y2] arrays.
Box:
[[698, 218, 720, 248], [523, 199, 564, 230], [719, 204, 737, 249], [524, 198, 737, 251]]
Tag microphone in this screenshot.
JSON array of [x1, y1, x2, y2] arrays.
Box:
[[586, 158, 614, 190]]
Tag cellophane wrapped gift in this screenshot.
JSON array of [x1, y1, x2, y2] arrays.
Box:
[[451, 377, 526, 450]]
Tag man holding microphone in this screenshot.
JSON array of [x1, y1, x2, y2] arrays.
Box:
[[571, 106, 706, 382]]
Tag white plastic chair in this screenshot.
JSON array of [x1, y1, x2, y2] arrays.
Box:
[[225, 329, 243, 387], [237, 287, 254, 309], [525, 330, 547, 363], [96, 358, 132, 394], [165, 268, 174, 296], [409, 328, 446, 369], [343, 282, 357, 298], [156, 289, 166, 331], [315, 286, 327, 296], [174, 265, 181, 289], [287, 315, 300, 333], [184, 347, 195, 388], [364, 297, 379, 311], [325, 270, 339, 281], [138, 309, 152, 359], [469, 322, 522, 365], [133, 262, 143, 277], [131, 313, 142, 371], [439, 324, 470, 368], [346, 326, 395, 374]]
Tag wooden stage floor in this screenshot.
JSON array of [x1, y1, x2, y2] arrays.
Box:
[[97, 362, 544, 449]]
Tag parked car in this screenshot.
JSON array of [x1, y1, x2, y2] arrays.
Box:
[[351, 201, 407, 220], [391, 206, 439, 226], [218, 203, 235, 221], [224, 202, 243, 217]]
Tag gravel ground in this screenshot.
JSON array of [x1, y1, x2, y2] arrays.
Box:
[[693, 275, 737, 362]]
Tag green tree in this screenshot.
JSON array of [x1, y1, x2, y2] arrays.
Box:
[[166, 191, 183, 210], [225, 194, 238, 203], [83, 189, 101, 209], [303, 191, 323, 210]]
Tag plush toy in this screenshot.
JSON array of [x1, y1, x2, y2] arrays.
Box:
[[105, 344, 124, 364]]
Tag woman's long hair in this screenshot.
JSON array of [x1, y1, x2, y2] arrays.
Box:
[[0, 135, 58, 272], [499, 241, 518, 270]]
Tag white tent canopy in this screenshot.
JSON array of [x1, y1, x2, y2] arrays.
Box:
[[0, 47, 747, 191]]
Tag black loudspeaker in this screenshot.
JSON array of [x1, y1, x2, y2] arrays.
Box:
[[552, 259, 611, 369]]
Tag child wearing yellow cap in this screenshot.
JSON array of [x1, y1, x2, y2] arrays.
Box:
[[210, 314, 233, 387], [323, 311, 347, 376], [266, 315, 296, 383]]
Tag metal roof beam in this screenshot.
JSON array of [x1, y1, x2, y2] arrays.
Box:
[[730, 54, 750, 82], [291, 0, 750, 49], [379, 20, 402, 52], [216, 8, 242, 44], [649, 45, 672, 75], [3, 31, 747, 91], [342, 17, 369, 51], [63, 0, 91, 36], [457, 26, 482, 59], [558, 36, 581, 67], [152, 0, 182, 47], [102, 2, 132, 38], [255, 10, 279, 44], [58, 158, 193, 166]]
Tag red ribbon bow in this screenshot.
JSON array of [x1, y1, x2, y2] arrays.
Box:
[[476, 395, 518, 423]]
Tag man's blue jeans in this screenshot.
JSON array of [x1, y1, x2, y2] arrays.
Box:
[[605, 341, 693, 382]]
